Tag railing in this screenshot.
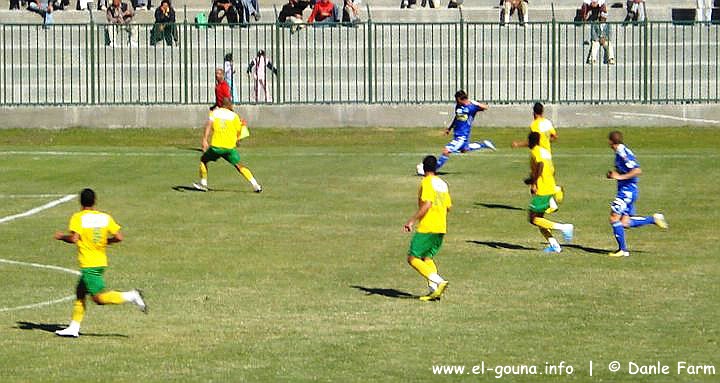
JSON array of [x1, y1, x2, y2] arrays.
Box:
[[1, 19, 718, 106]]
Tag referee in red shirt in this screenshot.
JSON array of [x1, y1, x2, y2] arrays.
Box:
[[212, 68, 231, 110]]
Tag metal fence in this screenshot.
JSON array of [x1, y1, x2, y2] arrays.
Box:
[[1, 19, 718, 106]]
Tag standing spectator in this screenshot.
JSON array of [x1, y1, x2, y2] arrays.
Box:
[[224, 53, 240, 102], [697, 0, 713, 23], [246, 50, 278, 103], [342, 0, 360, 24], [624, 0, 645, 24], [586, 11, 615, 65], [209, 0, 240, 24], [106, 0, 136, 46], [213, 68, 231, 110], [239, 0, 260, 23], [308, 0, 339, 25], [278, 0, 310, 33], [400, 0, 434, 8], [500, 0, 528, 26], [448, 0, 463, 8], [150, 0, 178, 46], [581, 0, 607, 21], [27, 0, 54, 27]]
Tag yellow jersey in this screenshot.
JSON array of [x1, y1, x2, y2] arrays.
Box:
[[530, 117, 556, 153], [416, 175, 452, 234], [209, 108, 244, 149], [68, 209, 121, 268], [530, 146, 557, 196]]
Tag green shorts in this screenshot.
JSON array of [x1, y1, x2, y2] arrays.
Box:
[[408, 232, 445, 258], [78, 267, 107, 295], [529, 194, 555, 214], [201, 146, 241, 166]]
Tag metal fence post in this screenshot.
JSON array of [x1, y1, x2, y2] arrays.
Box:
[[458, 9, 465, 92], [366, 3, 373, 104], [275, 19, 282, 105], [551, 11, 557, 104], [642, 18, 648, 103], [88, 8, 96, 105], [183, 6, 189, 105]]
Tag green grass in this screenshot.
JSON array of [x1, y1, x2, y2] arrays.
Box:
[[0, 127, 718, 382]]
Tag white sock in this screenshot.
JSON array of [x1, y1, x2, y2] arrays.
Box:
[[249, 178, 260, 188], [548, 237, 560, 249], [200, 178, 208, 187], [121, 290, 136, 303], [67, 320, 81, 331], [553, 223, 571, 231], [428, 273, 445, 285], [428, 281, 438, 292]]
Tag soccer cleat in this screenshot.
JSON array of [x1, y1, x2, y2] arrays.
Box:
[[418, 295, 441, 302], [192, 182, 208, 192], [416, 163, 425, 176], [483, 140, 497, 151], [55, 326, 79, 338], [543, 245, 562, 253], [561, 224, 574, 243], [254, 185, 263, 193], [653, 213, 668, 229], [608, 249, 630, 257], [132, 289, 148, 314], [427, 281, 448, 299]]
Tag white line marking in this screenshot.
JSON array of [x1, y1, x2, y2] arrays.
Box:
[[0, 194, 66, 199], [0, 194, 75, 225], [612, 112, 720, 125], [0, 259, 79, 313]]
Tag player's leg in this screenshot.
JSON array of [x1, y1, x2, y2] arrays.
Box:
[[56, 278, 89, 337], [407, 233, 447, 300], [84, 267, 147, 312], [194, 148, 221, 191], [608, 192, 631, 256], [467, 139, 497, 152], [529, 196, 574, 245], [225, 149, 262, 192], [437, 137, 465, 170], [423, 257, 439, 294]]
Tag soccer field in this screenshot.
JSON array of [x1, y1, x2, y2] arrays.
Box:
[[0, 127, 718, 382]]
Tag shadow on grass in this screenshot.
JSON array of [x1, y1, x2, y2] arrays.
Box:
[[176, 147, 203, 153], [350, 286, 418, 299], [563, 244, 645, 255], [15, 321, 128, 338], [171, 186, 238, 193], [474, 202, 524, 211], [466, 240, 535, 251]]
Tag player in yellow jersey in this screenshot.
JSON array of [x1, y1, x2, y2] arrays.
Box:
[[525, 132, 574, 253], [192, 97, 262, 193], [54, 189, 146, 338], [403, 155, 451, 301]]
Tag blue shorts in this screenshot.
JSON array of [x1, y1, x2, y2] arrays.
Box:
[[611, 186, 638, 216], [445, 136, 470, 153]]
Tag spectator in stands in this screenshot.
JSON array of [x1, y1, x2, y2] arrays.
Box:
[[224, 52, 240, 102], [697, 0, 713, 23], [213, 67, 231, 110], [27, 0, 55, 27], [246, 49, 278, 102], [342, 0, 360, 24], [624, 0, 645, 24], [585, 10, 615, 65], [401, 0, 434, 8], [209, 0, 240, 25], [447, 0, 463, 8], [150, 0, 178, 46], [581, 0, 607, 21], [308, 0, 340, 24], [239, 0, 261, 22], [278, 0, 310, 33], [500, 0, 528, 26], [106, 0, 136, 46]]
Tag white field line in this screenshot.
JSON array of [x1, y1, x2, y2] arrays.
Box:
[[0, 150, 717, 158], [612, 112, 720, 125], [0, 194, 75, 225], [0, 194, 66, 199]]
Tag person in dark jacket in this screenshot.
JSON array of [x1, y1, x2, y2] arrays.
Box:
[[150, 0, 178, 46]]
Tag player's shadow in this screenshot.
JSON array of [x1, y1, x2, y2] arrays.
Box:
[[350, 285, 417, 299], [474, 202, 524, 211], [176, 147, 203, 153], [466, 240, 535, 251], [171, 186, 236, 193], [15, 321, 129, 338], [563, 244, 645, 255]]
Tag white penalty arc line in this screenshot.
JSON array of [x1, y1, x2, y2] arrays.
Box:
[[0, 259, 80, 313], [0, 194, 76, 225], [0, 194, 79, 313]]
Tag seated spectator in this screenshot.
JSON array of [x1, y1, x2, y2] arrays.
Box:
[[500, 0, 528, 26], [278, 0, 310, 33], [308, 0, 339, 25], [150, 0, 178, 46], [27, 0, 54, 27], [586, 10, 615, 65], [447, 0, 463, 8], [624, 0, 645, 24], [697, 0, 712, 23], [342, 0, 360, 24], [581, 0, 606, 21], [106, 0, 136, 47], [209, 0, 240, 25], [400, 0, 434, 8], [239, 0, 260, 22]]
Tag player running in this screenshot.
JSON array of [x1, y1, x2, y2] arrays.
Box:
[[606, 131, 668, 257], [54, 189, 146, 338], [526, 132, 574, 253], [404, 156, 451, 301], [193, 97, 262, 193], [416, 90, 496, 176]]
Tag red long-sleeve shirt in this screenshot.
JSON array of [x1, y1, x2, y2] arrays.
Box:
[[215, 80, 231, 107], [308, 1, 335, 22]]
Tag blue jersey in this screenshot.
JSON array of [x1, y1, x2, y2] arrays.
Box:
[[451, 102, 483, 138], [614, 144, 640, 190]]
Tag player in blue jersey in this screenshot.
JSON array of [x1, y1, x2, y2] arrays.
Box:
[[416, 90, 496, 175], [606, 131, 668, 257]]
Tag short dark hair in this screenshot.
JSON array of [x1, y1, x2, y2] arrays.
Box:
[[528, 132, 541, 148], [80, 188, 96, 208], [609, 131, 624, 145], [221, 97, 233, 108], [422, 155, 438, 174], [454, 90, 468, 101], [533, 102, 544, 116]]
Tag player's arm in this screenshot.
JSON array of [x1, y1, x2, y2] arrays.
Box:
[[511, 140, 528, 149], [607, 167, 642, 180], [525, 161, 543, 194], [403, 200, 432, 232], [201, 120, 212, 151], [471, 100, 489, 111], [54, 231, 79, 244], [107, 230, 124, 244]]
